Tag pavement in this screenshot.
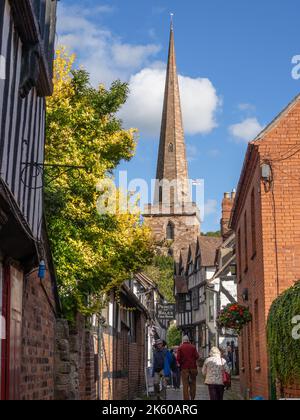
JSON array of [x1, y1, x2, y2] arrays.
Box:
[[145, 370, 243, 401]]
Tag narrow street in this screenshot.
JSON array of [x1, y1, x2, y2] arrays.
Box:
[[1, 0, 300, 402], [146, 372, 243, 401], [166, 376, 243, 401]]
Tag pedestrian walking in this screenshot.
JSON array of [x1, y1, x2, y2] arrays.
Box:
[[152, 339, 172, 400], [176, 336, 199, 400], [170, 347, 181, 389], [202, 347, 231, 401]]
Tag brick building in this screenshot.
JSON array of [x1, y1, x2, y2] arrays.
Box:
[[230, 94, 300, 399], [96, 285, 148, 400], [144, 22, 200, 261], [0, 1, 97, 401], [0, 0, 60, 400]]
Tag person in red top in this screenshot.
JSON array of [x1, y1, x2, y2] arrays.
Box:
[[177, 335, 199, 400]]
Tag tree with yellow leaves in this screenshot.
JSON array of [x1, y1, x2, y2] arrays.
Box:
[[45, 48, 153, 319]]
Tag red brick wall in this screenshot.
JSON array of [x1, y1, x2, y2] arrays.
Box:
[[235, 98, 300, 400], [129, 314, 146, 399], [20, 267, 56, 400], [99, 307, 147, 400], [283, 384, 300, 399]]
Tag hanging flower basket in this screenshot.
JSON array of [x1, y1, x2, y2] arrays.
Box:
[[217, 303, 252, 334]]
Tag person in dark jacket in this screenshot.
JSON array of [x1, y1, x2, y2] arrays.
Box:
[[152, 339, 172, 400], [177, 336, 199, 400]]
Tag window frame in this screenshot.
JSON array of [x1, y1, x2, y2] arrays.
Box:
[[191, 287, 199, 311]]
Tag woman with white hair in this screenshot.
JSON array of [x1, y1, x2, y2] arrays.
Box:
[[202, 347, 231, 401]]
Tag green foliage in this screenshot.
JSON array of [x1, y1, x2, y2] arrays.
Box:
[[267, 281, 300, 387], [144, 255, 175, 303], [167, 325, 182, 348], [203, 231, 221, 238], [45, 49, 153, 319]]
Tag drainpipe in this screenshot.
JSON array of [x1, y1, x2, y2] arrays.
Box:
[[97, 317, 102, 401]]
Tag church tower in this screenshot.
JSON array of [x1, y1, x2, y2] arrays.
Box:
[[144, 21, 201, 261]]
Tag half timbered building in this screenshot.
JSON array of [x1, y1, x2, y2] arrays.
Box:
[[0, 0, 59, 400]]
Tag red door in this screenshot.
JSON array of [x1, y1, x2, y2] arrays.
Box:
[[0, 264, 23, 400]]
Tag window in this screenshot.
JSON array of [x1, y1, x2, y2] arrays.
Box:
[[208, 291, 214, 322], [192, 288, 199, 310], [166, 222, 175, 240], [168, 143, 174, 152], [200, 324, 206, 349], [177, 295, 186, 313], [186, 293, 192, 312], [244, 212, 248, 272], [251, 189, 257, 258], [159, 186, 163, 203]]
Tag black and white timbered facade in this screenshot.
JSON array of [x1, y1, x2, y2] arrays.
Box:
[[0, 0, 57, 400], [0, 0, 57, 244]]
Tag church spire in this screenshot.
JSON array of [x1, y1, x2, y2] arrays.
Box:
[[143, 20, 201, 262], [154, 19, 191, 206]]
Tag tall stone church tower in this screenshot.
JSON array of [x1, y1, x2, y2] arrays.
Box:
[[144, 22, 201, 261]]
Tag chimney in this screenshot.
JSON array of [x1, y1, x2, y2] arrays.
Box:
[[221, 190, 236, 240]]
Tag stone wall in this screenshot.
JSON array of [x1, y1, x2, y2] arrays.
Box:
[[54, 317, 96, 400], [144, 209, 200, 262]]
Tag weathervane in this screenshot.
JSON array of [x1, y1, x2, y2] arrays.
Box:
[[170, 12, 174, 30]]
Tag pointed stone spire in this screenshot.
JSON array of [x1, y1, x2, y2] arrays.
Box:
[[144, 20, 201, 262], [154, 19, 191, 206]]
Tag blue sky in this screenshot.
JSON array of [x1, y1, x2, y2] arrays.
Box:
[[57, 0, 300, 232]]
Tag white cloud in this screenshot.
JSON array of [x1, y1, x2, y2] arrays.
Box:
[[57, 4, 161, 87], [204, 199, 218, 217], [57, 3, 220, 138], [111, 44, 161, 69], [238, 103, 256, 112], [229, 118, 264, 143], [119, 67, 220, 137]]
